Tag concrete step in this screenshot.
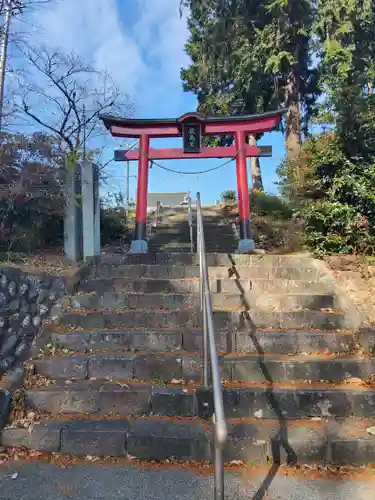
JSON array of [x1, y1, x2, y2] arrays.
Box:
[[89, 264, 322, 280], [148, 247, 195, 254], [198, 383, 375, 420], [149, 233, 234, 243], [80, 277, 330, 295], [152, 221, 232, 230], [70, 291, 336, 312], [25, 381, 158, 416], [148, 247, 194, 254], [150, 228, 195, 237], [204, 245, 237, 252], [148, 242, 193, 249], [204, 244, 238, 252], [359, 326, 375, 354], [50, 329, 355, 356], [59, 309, 347, 331], [33, 354, 375, 384], [2, 416, 375, 465], [23, 380, 375, 420], [93, 253, 322, 268]]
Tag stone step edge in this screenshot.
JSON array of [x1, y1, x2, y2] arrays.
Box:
[[2, 416, 375, 465], [70, 293, 336, 310], [91, 265, 321, 274], [63, 308, 345, 319], [68, 294, 337, 311], [26, 379, 375, 391], [72, 291, 335, 298], [57, 309, 349, 331], [90, 263, 316, 268], [61, 308, 345, 315], [80, 277, 333, 293], [48, 327, 356, 335], [35, 352, 368, 363], [43, 329, 358, 359], [82, 277, 325, 283], [24, 381, 375, 420], [33, 352, 375, 384]]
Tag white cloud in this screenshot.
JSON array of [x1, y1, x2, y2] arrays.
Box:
[[14, 0, 191, 117], [135, 0, 189, 78], [24, 0, 146, 96], [134, 0, 190, 115]]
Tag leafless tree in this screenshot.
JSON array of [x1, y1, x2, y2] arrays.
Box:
[[0, 0, 55, 17], [14, 45, 131, 158], [0, 0, 58, 131]]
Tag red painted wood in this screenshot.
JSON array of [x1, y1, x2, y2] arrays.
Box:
[[123, 145, 262, 161], [235, 131, 250, 223], [111, 124, 180, 138], [205, 115, 281, 136], [135, 134, 150, 225], [110, 114, 282, 139]]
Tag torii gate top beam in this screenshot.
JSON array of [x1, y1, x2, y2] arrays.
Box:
[[100, 109, 284, 139]]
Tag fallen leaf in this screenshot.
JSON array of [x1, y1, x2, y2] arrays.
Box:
[[344, 377, 363, 385], [170, 379, 184, 384], [11, 473, 18, 480], [228, 460, 244, 466]]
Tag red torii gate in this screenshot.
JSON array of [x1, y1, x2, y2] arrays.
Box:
[[100, 110, 284, 254]]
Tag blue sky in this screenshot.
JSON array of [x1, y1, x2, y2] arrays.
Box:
[[14, 0, 286, 204]]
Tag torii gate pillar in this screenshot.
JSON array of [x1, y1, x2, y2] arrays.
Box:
[[235, 130, 254, 252], [129, 134, 150, 254]]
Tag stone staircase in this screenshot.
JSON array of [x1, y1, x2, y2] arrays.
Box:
[[147, 206, 194, 253], [148, 205, 237, 253], [2, 233, 375, 465]]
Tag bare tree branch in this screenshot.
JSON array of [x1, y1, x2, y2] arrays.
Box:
[[0, 0, 56, 18], [13, 44, 132, 160]]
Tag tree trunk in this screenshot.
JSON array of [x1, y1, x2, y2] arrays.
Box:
[[248, 134, 263, 191], [285, 70, 301, 160]]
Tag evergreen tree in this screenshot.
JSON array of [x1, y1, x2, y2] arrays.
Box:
[[314, 0, 375, 157], [181, 0, 318, 166]]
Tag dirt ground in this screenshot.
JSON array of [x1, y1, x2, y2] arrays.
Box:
[[0, 250, 79, 276]]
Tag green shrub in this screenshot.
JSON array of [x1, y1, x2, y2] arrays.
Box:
[[288, 133, 375, 256], [300, 199, 375, 256], [221, 190, 236, 202], [253, 215, 303, 252], [251, 191, 294, 220], [100, 207, 132, 245]]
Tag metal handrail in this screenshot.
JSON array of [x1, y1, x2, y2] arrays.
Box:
[[188, 193, 194, 254], [146, 205, 158, 241], [196, 192, 227, 500]]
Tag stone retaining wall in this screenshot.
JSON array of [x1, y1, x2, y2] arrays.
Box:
[[0, 265, 87, 377]]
